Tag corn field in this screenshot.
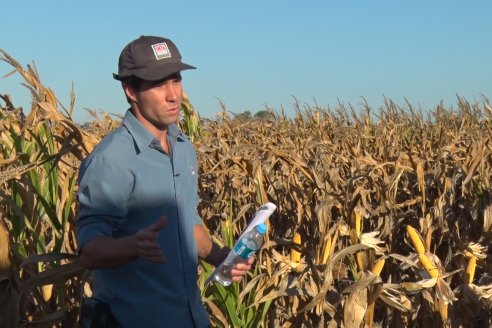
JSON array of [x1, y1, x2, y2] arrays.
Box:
[[1, 50, 491, 327]]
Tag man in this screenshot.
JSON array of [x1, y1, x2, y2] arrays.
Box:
[[76, 35, 253, 327]]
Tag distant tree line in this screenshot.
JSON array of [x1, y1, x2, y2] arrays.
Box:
[[232, 109, 275, 120]]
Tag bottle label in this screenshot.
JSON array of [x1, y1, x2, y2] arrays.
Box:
[[234, 238, 254, 259]]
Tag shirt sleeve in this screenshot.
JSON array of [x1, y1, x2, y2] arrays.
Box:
[[76, 155, 134, 251], [192, 190, 204, 226]]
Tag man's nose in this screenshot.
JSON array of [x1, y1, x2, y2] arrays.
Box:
[[166, 84, 180, 102]]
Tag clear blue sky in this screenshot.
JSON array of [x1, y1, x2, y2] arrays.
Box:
[[1, 1, 491, 123]]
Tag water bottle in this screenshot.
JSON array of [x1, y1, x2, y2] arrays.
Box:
[[214, 223, 268, 286]]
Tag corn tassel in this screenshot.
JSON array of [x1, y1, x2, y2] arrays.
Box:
[[291, 232, 301, 262]]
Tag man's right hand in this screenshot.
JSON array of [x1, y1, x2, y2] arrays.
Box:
[[135, 217, 167, 263], [79, 217, 168, 269]]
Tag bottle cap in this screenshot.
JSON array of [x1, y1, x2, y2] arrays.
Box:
[[256, 223, 268, 234]]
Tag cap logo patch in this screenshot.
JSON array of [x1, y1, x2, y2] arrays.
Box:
[[151, 42, 171, 60]]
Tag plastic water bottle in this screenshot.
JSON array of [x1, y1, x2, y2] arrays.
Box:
[[214, 223, 268, 286]]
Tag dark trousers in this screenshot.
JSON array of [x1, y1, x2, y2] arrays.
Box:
[[80, 298, 118, 328]]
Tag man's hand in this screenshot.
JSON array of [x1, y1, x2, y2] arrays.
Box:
[[80, 217, 168, 269], [136, 217, 168, 263], [229, 256, 255, 283]]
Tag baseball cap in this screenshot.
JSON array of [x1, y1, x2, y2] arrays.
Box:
[[113, 35, 196, 81]]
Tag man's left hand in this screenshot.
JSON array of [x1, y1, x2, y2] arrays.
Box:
[[229, 256, 256, 283]]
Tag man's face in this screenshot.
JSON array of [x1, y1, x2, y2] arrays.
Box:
[[126, 73, 183, 130]]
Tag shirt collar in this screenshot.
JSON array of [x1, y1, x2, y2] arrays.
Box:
[[122, 110, 184, 154]]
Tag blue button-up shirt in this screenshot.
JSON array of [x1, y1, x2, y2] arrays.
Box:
[[77, 110, 209, 327]]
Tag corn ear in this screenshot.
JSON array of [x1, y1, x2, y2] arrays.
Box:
[[365, 259, 385, 327], [465, 255, 477, 284], [372, 258, 385, 276], [365, 303, 376, 327], [291, 232, 301, 262], [330, 230, 338, 256], [407, 226, 440, 278], [406, 225, 426, 254], [42, 284, 53, 302], [355, 210, 362, 239], [463, 242, 486, 284], [438, 299, 448, 322], [321, 235, 332, 264], [0, 221, 10, 276], [354, 214, 366, 270], [418, 253, 440, 278], [356, 251, 366, 271]]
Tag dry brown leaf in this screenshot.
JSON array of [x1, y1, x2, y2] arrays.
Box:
[[343, 288, 368, 328]]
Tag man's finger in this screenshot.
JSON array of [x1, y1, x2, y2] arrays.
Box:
[[149, 217, 168, 233], [137, 240, 167, 262]]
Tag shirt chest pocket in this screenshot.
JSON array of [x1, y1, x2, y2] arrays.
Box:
[[130, 154, 177, 207], [173, 163, 198, 199], [170, 143, 199, 207]]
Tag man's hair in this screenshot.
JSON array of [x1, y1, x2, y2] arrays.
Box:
[[122, 76, 144, 104], [125, 76, 144, 90], [121, 73, 183, 104]]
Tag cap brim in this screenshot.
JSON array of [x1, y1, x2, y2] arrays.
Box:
[[113, 62, 196, 81]]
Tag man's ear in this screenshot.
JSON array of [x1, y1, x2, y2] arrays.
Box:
[[123, 83, 137, 103]]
